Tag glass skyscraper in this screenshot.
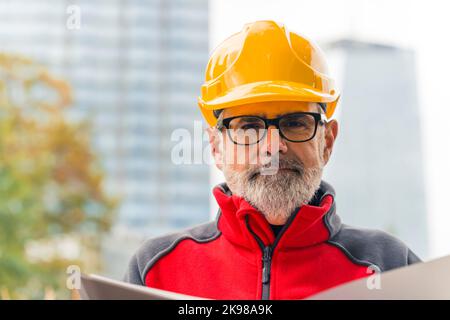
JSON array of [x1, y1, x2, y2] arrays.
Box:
[[324, 39, 428, 258], [0, 0, 210, 277]]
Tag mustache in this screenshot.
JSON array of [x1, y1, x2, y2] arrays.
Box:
[[247, 158, 305, 181]]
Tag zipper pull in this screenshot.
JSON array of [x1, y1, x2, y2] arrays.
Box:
[[262, 246, 272, 284]]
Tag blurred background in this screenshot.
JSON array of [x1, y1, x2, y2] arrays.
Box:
[[0, 0, 449, 299]]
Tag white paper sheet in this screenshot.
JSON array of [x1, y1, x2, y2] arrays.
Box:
[[80, 273, 205, 300], [308, 255, 450, 300]]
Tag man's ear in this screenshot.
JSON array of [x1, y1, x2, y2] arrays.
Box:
[[322, 119, 338, 165], [206, 127, 224, 170]]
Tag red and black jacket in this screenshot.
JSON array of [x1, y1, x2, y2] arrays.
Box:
[[124, 180, 421, 299]]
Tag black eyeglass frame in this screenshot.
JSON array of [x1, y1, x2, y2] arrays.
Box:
[[217, 112, 327, 145]]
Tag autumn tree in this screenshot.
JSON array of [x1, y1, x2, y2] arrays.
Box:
[[0, 54, 117, 299]]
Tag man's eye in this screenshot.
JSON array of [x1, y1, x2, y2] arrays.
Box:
[[284, 120, 306, 128], [240, 123, 264, 130]]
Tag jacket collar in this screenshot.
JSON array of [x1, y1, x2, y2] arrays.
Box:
[[213, 180, 341, 251]]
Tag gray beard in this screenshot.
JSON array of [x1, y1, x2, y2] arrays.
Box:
[[223, 158, 323, 222]]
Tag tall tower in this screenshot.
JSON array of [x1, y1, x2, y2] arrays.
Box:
[[324, 40, 428, 258], [0, 0, 211, 277]]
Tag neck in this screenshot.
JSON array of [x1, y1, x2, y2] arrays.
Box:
[[265, 215, 287, 225]]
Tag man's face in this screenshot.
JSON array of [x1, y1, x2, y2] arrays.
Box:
[[208, 101, 338, 225]]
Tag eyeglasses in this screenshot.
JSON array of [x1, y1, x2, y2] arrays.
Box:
[[217, 112, 326, 145]]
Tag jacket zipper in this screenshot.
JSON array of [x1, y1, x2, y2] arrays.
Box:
[[245, 214, 298, 300], [261, 246, 272, 300]]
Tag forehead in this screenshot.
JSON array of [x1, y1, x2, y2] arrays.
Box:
[[222, 101, 320, 118]]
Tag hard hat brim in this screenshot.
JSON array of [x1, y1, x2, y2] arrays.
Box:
[[198, 81, 339, 127]]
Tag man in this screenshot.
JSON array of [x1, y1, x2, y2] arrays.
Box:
[[124, 20, 421, 299]]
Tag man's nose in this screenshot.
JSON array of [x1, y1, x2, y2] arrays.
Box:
[[260, 125, 288, 155]]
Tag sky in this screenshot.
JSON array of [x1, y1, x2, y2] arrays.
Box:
[[208, 0, 450, 259]]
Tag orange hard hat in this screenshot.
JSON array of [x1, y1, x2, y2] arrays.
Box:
[[198, 20, 340, 127]]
